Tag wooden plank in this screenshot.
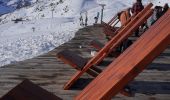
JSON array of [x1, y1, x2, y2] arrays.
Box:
[[57, 50, 87, 70], [75, 9, 170, 100], [63, 3, 153, 90], [107, 14, 118, 25], [90, 40, 121, 57], [57, 50, 100, 77], [102, 22, 116, 37], [90, 40, 105, 50]]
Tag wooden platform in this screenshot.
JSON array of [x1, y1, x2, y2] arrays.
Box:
[[0, 26, 170, 100]]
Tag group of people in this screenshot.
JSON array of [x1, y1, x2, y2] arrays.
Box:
[[117, 0, 169, 53], [118, 0, 169, 37], [79, 12, 88, 27], [148, 3, 169, 27]]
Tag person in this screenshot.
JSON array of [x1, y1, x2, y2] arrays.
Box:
[[94, 12, 100, 24], [155, 6, 163, 19], [147, 6, 163, 28], [118, 8, 133, 52], [126, 8, 132, 19], [119, 8, 131, 26], [32, 27, 35, 32], [119, 11, 126, 26], [149, 5, 167, 26], [122, 39, 133, 52], [79, 13, 84, 26], [131, 0, 144, 37], [131, 0, 144, 15], [85, 11, 88, 26], [162, 3, 169, 14]]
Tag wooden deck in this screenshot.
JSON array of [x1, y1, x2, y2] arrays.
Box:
[[0, 25, 170, 100]]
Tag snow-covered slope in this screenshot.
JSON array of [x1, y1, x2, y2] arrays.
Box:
[[0, 0, 169, 67]]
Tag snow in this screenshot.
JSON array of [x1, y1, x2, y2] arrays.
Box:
[[0, 17, 79, 66], [0, 0, 169, 67]]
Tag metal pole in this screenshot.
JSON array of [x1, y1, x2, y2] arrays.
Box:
[[101, 7, 104, 23], [51, 9, 54, 18], [99, 4, 106, 24]]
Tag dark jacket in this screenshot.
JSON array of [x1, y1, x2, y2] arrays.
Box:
[[131, 2, 144, 15]]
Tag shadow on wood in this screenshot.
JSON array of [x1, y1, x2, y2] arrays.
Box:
[[0, 79, 62, 100], [70, 78, 93, 90], [148, 63, 170, 71], [129, 81, 170, 95]]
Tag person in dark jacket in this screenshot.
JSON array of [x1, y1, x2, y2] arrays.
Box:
[[131, 0, 144, 15], [155, 6, 163, 19], [147, 5, 167, 28], [131, 0, 144, 36], [162, 3, 169, 14]]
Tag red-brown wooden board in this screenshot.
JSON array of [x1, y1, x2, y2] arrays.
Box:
[[102, 22, 117, 37], [102, 12, 119, 37], [75, 9, 170, 100], [63, 3, 153, 90]]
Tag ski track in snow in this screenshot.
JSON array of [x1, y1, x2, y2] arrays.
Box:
[[0, 0, 169, 67]]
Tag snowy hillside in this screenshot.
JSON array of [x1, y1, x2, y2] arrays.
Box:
[[0, 0, 169, 67]]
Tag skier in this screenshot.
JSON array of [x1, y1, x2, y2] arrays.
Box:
[[79, 13, 84, 26], [162, 3, 169, 15], [131, 0, 144, 37], [94, 12, 100, 24], [85, 11, 88, 26]]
